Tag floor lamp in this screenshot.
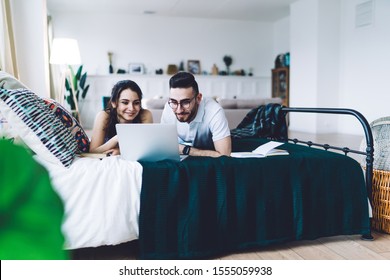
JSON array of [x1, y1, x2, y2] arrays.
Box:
[[49, 38, 82, 121]]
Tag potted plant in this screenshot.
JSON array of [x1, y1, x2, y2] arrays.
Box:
[[65, 65, 89, 121], [223, 55, 233, 75]]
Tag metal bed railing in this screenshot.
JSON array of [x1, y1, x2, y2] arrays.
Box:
[[281, 107, 374, 240]]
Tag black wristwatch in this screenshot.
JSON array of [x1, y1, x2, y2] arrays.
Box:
[[182, 145, 191, 155]]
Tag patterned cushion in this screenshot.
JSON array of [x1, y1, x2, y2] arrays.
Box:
[[43, 98, 90, 153], [0, 88, 78, 167]]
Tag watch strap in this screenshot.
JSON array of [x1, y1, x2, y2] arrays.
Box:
[[183, 145, 191, 155]]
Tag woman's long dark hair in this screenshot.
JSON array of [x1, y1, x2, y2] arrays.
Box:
[[105, 80, 144, 139]]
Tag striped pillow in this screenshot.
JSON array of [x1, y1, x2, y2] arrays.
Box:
[[0, 88, 78, 167], [43, 98, 90, 153]]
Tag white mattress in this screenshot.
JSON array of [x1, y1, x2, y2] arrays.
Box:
[[35, 155, 143, 250]]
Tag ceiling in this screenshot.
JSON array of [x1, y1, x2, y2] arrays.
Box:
[[46, 0, 298, 22]]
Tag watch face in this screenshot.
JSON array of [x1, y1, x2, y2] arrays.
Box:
[[183, 145, 191, 155]]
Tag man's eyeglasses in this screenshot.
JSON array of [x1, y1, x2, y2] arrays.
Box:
[[168, 96, 196, 110]]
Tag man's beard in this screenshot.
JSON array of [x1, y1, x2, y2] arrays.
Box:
[[175, 111, 190, 122], [175, 103, 198, 123]]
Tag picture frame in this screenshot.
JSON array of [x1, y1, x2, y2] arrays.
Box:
[[128, 63, 145, 75], [187, 60, 201, 75]]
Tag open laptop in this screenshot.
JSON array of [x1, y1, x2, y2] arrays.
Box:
[[116, 123, 181, 162]]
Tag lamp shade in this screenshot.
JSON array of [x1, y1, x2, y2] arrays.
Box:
[[50, 38, 81, 65]]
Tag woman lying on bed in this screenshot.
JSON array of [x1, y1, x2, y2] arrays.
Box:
[[89, 80, 153, 156]]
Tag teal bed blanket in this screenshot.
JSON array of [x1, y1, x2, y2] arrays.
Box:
[[138, 138, 370, 259]]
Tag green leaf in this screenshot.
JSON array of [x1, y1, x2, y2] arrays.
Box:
[[80, 73, 87, 89], [65, 77, 75, 97], [72, 75, 78, 91], [66, 95, 75, 110], [68, 65, 75, 78], [65, 78, 71, 91], [81, 84, 89, 99], [76, 65, 83, 80]]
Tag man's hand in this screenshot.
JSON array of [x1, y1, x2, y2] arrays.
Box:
[[177, 136, 231, 157], [179, 144, 185, 155]]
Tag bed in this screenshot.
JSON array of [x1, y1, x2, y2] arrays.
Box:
[[0, 85, 373, 259], [138, 108, 373, 259], [21, 109, 377, 258]]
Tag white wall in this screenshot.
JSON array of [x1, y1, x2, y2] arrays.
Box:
[[49, 12, 274, 78], [338, 0, 390, 134], [290, 0, 319, 132], [10, 0, 49, 97], [290, 0, 390, 135], [316, 0, 341, 133], [273, 17, 290, 57], [290, 0, 341, 133]]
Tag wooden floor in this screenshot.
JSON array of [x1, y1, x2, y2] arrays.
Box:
[[71, 230, 390, 260], [219, 231, 390, 260], [72, 132, 390, 260]]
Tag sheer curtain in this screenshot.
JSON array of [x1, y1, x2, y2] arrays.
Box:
[[47, 15, 59, 100], [0, 0, 18, 77]]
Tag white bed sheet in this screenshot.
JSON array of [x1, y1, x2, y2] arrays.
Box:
[[35, 155, 143, 250]]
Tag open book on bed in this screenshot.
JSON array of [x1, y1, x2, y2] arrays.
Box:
[[231, 141, 289, 158]]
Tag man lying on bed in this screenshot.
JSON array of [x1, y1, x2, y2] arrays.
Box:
[[161, 71, 231, 157]]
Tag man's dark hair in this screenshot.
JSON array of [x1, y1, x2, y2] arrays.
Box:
[[169, 71, 199, 95]]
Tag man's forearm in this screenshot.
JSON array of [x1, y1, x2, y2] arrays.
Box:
[[186, 146, 225, 157]]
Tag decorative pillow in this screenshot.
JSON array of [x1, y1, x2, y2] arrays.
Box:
[[0, 88, 78, 167], [360, 116, 390, 171], [43, 98, 90, 153]]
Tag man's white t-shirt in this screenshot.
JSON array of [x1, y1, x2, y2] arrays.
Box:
[[161, 97, 230, 150]]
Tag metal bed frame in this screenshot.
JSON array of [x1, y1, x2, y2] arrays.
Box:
[[281, 107, 374, 240]]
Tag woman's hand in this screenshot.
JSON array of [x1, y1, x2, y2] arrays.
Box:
[[104, 147, 120, 157], [90, 134, 119, 154]]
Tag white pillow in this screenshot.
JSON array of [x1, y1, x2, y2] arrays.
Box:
[[145, 98, 167, 109], [236, 99, 266, 109], [0, 71, 28, 90], [0, 88, 78, 167], [218, 99, 238, 109]]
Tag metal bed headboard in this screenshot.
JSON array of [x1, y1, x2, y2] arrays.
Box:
[[281, 107, 374, 240]]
